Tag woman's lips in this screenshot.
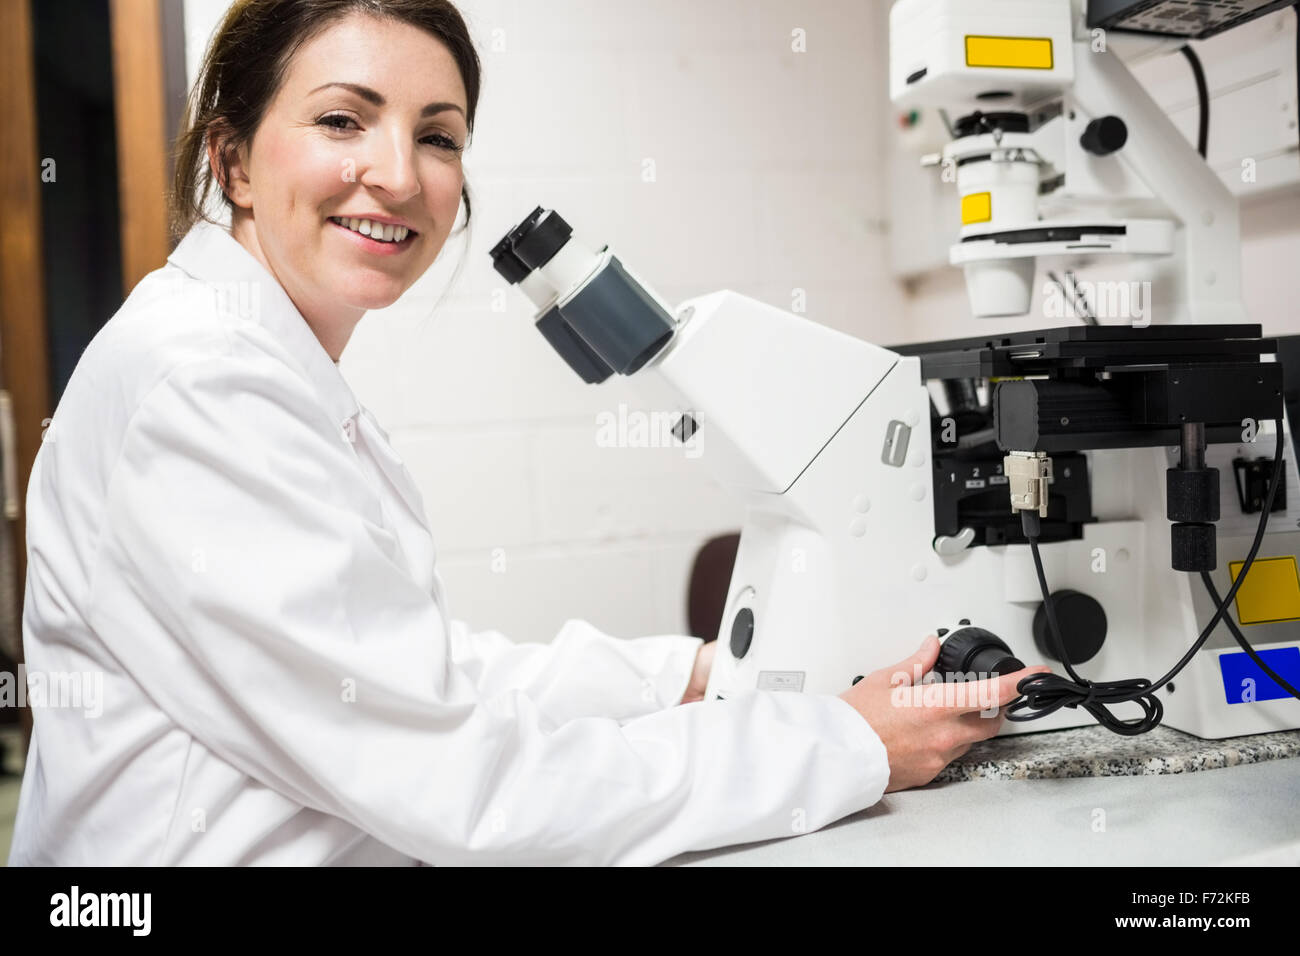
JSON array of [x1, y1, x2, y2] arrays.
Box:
[[327, 217, 417, 256]]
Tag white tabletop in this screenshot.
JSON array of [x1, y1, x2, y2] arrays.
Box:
[[667, 757, 1300, 866]]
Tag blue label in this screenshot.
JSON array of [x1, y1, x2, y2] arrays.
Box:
[[1218, 647, 1300, 704]]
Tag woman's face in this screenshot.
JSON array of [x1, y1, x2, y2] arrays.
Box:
[[216, 12, 469, 356]]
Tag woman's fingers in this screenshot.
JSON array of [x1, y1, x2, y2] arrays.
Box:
[[882, 634, 941, 688]]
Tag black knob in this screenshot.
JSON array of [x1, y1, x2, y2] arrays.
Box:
[[729, 607, 755, 660], [1033, 590, 1107, 664], [1167, 467, 1220, 523], [1171, 522, 1216, 572], [1080, 116, 1128, 156], [936, 626, 1024, 681]]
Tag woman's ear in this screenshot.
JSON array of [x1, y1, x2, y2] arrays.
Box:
[[207, 122, 253, 209]]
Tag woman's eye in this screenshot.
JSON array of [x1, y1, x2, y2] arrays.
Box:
[[318, 114, 355, 131], [422, 133, 463, 153]]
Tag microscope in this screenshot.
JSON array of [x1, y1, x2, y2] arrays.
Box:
[[490, 0, 1300, 738]]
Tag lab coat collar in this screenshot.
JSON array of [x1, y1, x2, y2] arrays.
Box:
[[167, 218, 361, 432]]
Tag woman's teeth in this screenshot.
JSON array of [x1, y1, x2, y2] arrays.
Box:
[[329, 217, 411, 243]]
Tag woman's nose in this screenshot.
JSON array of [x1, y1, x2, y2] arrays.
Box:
[[360, 131, 420, 202]]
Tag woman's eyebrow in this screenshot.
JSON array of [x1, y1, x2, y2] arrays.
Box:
[[309, 81, 464, 118]]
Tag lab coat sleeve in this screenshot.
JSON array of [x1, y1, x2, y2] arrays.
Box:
[[86, 353, 890, 865], [447, 617, 703, 723]]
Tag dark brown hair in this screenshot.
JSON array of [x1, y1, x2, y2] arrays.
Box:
[[168, 0, 480, 242]]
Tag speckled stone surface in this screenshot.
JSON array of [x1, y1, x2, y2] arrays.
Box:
[[936, 725, 1300, 781]]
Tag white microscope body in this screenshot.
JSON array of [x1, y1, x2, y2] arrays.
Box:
[[492, 0, 1300, 738]]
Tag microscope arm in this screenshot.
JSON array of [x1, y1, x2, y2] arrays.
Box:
[[1063, 39, 1245, 324], [489, 208, 904, 497], [629, 290, 899, 495]]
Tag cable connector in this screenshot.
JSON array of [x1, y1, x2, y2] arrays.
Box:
[[1004, 450, 1053, 518]]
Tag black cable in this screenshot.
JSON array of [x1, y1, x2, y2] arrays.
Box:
[[1196, 424, 1300, 702], [1180, 44, 1209, 159], [1007, 420, 1286, 733], [1202, 573, 1300, 700]]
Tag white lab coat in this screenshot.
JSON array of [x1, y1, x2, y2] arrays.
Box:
[[8, 218, 890, 866]]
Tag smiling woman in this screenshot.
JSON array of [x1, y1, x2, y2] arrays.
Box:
[[9, 0, 899, 869], [169, 0, 482, 359]]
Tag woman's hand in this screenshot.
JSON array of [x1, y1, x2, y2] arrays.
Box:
[[678, 640, 717, 704], [839, 635, 1049, 792]]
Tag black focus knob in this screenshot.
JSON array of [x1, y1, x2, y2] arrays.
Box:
[[1080, 116, 1128, 156], [1033, 590, 1107, 664], [935, 626, 1024, 682], [1171, 522, 1217, 572], [729, 607, 754, 660], [511, 207, 574, 269]]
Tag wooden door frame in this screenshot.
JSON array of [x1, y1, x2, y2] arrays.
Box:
[[0, 0, 185, 757], [0, 0, 52, 752], [111, 0, 176, 289]]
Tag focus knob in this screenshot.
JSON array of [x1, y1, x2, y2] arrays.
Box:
[[935, 626, 1024, 681], [729, 607, 755, 660], [1033, 590, 1107, 664], [1080, 116, 1128, 156]]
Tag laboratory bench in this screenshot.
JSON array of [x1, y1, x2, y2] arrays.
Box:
[[667, 726, 1300, 866]]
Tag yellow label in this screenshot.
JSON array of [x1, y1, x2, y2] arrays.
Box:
[[961, 191, 992, 225], [1228, 556, 1300, 625], [965, 35, 1054, 70]]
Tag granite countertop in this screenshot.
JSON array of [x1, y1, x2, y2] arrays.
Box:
[[938, 725, 1300, 781]]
